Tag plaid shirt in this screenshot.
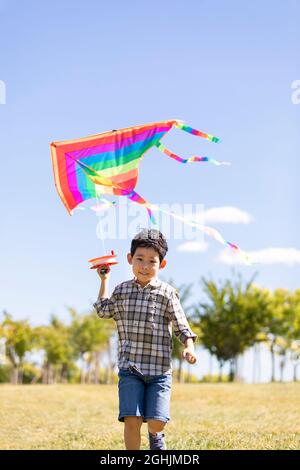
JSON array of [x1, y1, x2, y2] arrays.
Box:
[[93, 277, 197, 376]]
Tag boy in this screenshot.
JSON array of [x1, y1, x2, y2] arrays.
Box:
[[94, 229, 197, 450]]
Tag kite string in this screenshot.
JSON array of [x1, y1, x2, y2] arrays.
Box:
[[95, 188, 106, 255]]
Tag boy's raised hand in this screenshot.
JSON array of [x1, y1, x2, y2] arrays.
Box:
[[96, 265, 111, 280]]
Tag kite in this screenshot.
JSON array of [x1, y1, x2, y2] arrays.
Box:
[[50, 119, 248, 260]]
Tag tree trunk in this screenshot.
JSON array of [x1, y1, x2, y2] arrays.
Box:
[[106, 341, 113, 384], [53, 366, 58, 384], [279, 354, 286, 382], [252, 344, 258, 384], [177, 358, 183, 383], [293, 363, 299, 382], [48, 364, 53, 384], [42, 364, 47, 384], [236, 355, 242, 383], [186, 365, 191, 383], [80, 355, 86, 384], [10, 366, 18, 385], [218, 361, 224, 382], [42, 362, 51, 384], [94, 352, 100, 384], [86, 361, 92, 384], [256, 344, 261, 383], [229, 359, 235, 382], [18, 367, 23, 385], [209, 354, 213, 378], [60, 364, 68, 384], [271, 342, 276, 382]]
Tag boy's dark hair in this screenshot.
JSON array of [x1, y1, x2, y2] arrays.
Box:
[[130, 229, 168, 263]]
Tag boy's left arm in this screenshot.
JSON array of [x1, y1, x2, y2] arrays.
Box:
[[167, 290, 198, 365]]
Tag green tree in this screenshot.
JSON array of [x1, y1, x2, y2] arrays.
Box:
[[34, 315, 76, 384], [265, 289, 295, 382], [1, 312, 33, 384], [195, 275, 269, 382], [70, 309, 115, 383], [286, 289, 300, 382]]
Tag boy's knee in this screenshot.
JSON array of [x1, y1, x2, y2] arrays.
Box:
[[147, 419, 166, 434], [124, 416, 143, 429]]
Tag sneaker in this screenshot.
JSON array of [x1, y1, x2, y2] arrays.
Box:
[[148, 432, 166, 450]]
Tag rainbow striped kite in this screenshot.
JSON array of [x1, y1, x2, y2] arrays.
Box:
[[50, 119, 247, 259], [50, 119, 225, 214]]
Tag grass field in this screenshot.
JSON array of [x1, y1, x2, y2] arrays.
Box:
[[0, 383, 299, 450]]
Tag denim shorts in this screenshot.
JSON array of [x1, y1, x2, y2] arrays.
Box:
[[118, 368, 172, 423]]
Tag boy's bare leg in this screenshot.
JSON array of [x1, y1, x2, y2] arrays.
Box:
[[148, 419, 167, 450], [147, 419, 166, 435], [124, 417, 143, 450]]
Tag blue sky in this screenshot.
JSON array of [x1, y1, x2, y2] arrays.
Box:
[[0, 0, 299, 380]]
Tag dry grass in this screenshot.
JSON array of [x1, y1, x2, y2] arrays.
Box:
[[0, 383, 299, 450]]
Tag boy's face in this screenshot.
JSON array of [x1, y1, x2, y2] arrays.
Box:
[[127, 247, 166, 286]]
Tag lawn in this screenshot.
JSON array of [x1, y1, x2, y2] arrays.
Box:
[[0, 383, 299, 450]]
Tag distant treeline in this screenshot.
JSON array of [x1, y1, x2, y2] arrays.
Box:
[[1, 276, 299, 384]]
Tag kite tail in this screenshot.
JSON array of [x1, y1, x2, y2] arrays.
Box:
[[201, 225, 247, 259], [122, 192, 250, 263], [155, 206, 251, 264], [174, 120, 221, 143], [126, 190, 157, 225], [155, 142, 230, 166]]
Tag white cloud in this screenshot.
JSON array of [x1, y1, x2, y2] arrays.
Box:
[[218, 247, 300, 266], [187, 206, 253, 224], [177, 241, 209, 253], [204, 206, 253, 224]]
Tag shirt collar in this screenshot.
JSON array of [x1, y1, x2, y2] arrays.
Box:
[[131, 276, 161, 289]]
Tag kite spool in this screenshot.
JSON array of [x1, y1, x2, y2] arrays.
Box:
[[88, 250, 118, 274]]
